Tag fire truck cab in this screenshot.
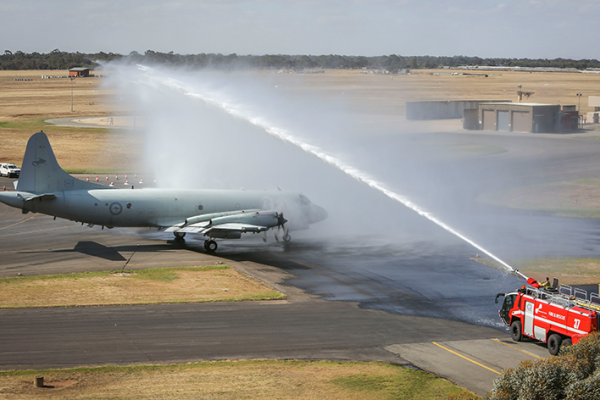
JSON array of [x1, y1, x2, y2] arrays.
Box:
[[496, 283, 600, 355]]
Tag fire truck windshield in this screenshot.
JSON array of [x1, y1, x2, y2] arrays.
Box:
[[500, 294, 516, 325]]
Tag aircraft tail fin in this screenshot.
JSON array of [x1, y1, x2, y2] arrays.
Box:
[[17, 131, 110, 193]]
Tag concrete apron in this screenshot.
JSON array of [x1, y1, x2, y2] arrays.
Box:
[[386, 337, 549, 397]]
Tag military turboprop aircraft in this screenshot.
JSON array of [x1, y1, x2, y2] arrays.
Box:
[[0, 132, 328, 252]]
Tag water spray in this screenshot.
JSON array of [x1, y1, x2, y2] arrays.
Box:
[[135, 65, 528, 281]]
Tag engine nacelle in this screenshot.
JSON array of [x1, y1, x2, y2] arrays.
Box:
[[184, 209, 264, 226], [211, 211, 280, 228]]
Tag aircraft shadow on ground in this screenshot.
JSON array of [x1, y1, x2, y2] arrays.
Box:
[[47, 241, 177, 262], [73, 241, 129, 261]]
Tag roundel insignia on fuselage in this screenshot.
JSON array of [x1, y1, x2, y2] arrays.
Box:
[[109, 202, 123, 215]]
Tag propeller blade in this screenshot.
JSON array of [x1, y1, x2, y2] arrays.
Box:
[[277, 212, 287, 227]]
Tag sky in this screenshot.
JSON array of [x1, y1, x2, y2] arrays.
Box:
[[2, 0, 598, 59]]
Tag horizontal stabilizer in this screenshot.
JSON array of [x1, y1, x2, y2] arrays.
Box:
[[22, 193, 57, 202]]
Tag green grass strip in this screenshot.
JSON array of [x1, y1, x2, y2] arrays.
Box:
[[0, 265, 230, 284]]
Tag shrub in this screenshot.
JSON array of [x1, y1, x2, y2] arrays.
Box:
[[488, 333, 600, 400]]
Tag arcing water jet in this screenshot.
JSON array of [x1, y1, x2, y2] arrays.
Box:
[[134, 65, 527, 280]]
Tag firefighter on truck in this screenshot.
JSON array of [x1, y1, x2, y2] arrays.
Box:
[[496, 277, 600, 355]]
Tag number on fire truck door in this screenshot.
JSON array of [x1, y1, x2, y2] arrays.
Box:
[[524, 302, 535, 337], [574, 319, 581, 329]]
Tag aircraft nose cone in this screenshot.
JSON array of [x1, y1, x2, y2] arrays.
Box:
[[276, 213, 287, 226], [309, 204, 328, 224]]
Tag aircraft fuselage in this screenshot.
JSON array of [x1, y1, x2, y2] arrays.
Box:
[[0, 188, 325, 230], [0, 132, 327, 250]]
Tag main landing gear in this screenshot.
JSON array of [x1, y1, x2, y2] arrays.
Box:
[[174, 232, 186, 242], [204, 240, 218, 253]]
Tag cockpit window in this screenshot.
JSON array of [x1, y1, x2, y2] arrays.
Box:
[[299, 195, 311, 206]]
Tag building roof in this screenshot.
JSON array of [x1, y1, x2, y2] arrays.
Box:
[[69, 67, 91, 71]]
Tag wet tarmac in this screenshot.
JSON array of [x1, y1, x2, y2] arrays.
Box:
[[187, 224, 596, 332], [169, 129, 600, 329], [2, 129, 600, 332]]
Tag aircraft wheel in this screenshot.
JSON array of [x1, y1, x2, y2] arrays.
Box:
[[174, 232, 186, 241], [283, 233, 291, 242], [205, 240, 218, 253]]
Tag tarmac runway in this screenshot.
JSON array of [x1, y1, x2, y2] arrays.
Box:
[[2, 129, 600, 395]]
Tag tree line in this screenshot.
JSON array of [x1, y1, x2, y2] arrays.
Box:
[[2, 49, 600, 72]]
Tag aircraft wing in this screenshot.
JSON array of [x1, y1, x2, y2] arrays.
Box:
[[164, 210, 286, 238], [180, 222, 268, 234], [164, 221, 210, 233]]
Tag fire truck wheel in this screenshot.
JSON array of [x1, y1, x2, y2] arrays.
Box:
[[510, 321, 522, 341], [548, 334, 563, 356], [562, 338, 572, 348]]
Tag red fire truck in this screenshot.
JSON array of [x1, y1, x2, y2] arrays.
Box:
[[496, 282, 600, 355]]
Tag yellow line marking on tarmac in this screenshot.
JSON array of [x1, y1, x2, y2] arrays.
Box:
[[0, 226, 74, 238], [0, 213, 38, 231], [432, 342, 502, 375], [492, 338, 544, 360]]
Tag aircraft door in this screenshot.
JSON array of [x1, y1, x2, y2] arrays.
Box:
[[136, 208, 145, 223], [147, 208, 156, 225], [524, 301, 535, 337]]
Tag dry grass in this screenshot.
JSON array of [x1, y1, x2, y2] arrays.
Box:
[[0, 266, 284, 308], [3, 68, 599, 120], [0, 124, 143, 172], [474, 257, 600, 286], [2, 68, 600, 171], [0, 69, 114, 119], [404, 70, 598, 110], [263, 69, 600, 118], [0, 360, 470, 400], [0, 70, 139, 171]]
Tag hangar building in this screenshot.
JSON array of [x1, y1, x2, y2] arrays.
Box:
[[405, 100, 511, 120], [69, 67, 91, 77], [587, 96, 600, 123], [470, 103, 577, 133]]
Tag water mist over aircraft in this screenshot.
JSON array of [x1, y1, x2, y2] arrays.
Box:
[[105, 64, 523, 279]]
